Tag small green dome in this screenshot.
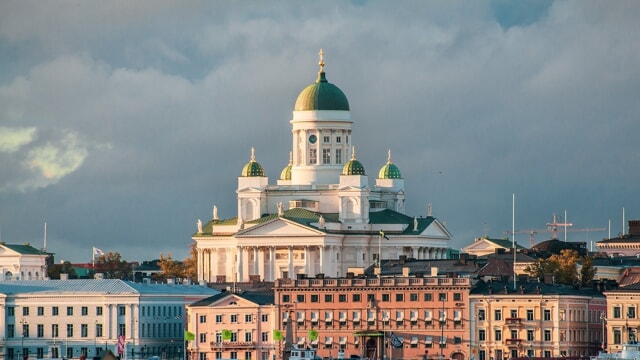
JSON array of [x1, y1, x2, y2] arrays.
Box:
[[342, 149, 366, 175], [294, 51, 349, 111], [241, 147, 265, 177], [378, 150, 402, 179], [280, 164, 292, 180]]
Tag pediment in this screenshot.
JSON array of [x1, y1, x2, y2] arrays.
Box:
[[462, 239, 506, 253], [210, 294, 259, 308], [238, 218, 324, 237], [420, 219, 451, 239]]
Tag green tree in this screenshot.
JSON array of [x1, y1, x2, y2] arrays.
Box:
[[525, 249, 581, 285], [48, 261, 77, 279], [94, 252, 132, 279], [579, 255, 597, 286], [158, 242, 198, 282], [182, 242, 198, 282]]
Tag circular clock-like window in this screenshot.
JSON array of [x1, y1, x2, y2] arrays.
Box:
[[309, 134, 317, 144]]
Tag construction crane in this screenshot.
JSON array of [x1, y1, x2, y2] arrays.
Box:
[[505, 213, 606, 247]]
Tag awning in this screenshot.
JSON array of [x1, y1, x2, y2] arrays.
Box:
[[411, 337, 419, 345], [425, 336, 433, 344], [339, 337, 347, 345], [353, 331, 385, 337]]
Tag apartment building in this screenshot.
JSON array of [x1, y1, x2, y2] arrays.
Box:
[[469, 279, 606, 360], [273, 271, 472, 360], [186, 291, 277, 360], [602, 283, 640, 353], [0, 278, 218, 360]]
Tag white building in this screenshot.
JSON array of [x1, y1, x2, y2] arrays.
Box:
[[0, 278, 219, 360], [0, 244, 50, 281], [193, 51, 452, 283]]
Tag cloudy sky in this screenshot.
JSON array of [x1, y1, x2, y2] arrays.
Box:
[[1, 1, 639, 263]]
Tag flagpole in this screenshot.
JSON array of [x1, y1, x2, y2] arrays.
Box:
[[378, 232, 382, 269]]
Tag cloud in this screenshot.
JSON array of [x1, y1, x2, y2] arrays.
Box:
[[25, 130, 88, 185], [0, 126, 36, 153]]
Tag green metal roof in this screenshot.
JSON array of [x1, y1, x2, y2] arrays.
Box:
[[378, 162, 401, 179], [294, 72, 350, 111], [1, 244, 48, 255], [241, 160, 265, 177], [279, 164, 292, 180], [342, 158, 366, 175]]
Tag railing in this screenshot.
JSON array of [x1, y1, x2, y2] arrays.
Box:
[[506, 318, 523, 325], [276, 277, 471, 288], [210, 341, 257, 349]]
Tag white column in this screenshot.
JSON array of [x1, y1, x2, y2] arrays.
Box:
[[209, 249, 217, 282], [253, 247, 259, 276], [197, 248, 203, 282], [237, 246, 244, 282], [319, 245, 325, 274], [288, 246, 294, 279], [270, 246, 276, 281], [304, 246, 310, 276]]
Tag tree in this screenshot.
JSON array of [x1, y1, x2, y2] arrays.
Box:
[[182, 242, 198, 282], [158, 253, 183, 281], [94, 252, 132, 279], [579, 255, 597, 286], [48, 261, 77, 279], [158, 242, 198, 282], [525, 249, 580, 285]]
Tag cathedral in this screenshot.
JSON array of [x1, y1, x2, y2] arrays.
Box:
[[193, 51, 452, 283]]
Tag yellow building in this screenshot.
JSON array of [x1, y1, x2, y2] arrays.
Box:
[[603, 284, 640, 353], [470, 280, 606, 360]]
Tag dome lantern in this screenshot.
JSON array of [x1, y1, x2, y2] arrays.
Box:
[[294, 49, 350, 111]]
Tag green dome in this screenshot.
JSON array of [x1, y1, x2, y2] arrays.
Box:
[[241, 147, 265, 177], [280, 164, 292, 180], [342, 150, 366, 176], [294, 72, 350, 111], [378, 163, 402, 179], [378, 150, 402, 179]]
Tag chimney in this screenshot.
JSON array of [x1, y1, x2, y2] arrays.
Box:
[[629, 220, 640, 235], [431, 267, 439, 277], [399, 255, 407, 264], [402, 267, 410, 277], [60, 273, 69, 280], [94, 273, 104, 280]]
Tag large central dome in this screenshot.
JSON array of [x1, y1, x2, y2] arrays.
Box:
[[294, 51, 350, 111]]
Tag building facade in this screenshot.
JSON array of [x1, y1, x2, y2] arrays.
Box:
[[0, 279, 218, 360], [0, 244, 50, 281], [602, 284, 640, 353], [192, 51, 452, 284], [469, 280, 606, 360], [273, 273, 472, 360], [186, 291, 277, 360]]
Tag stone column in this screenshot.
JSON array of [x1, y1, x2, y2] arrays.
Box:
[[288, 246, 294, 279], [304, 246, 310, 276], [270, 246, 276, 281]]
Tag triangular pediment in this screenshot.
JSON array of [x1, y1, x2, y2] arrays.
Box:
[[238, 218, 324, 237], [237, 187, 265, 193], [210, 294, 259, 308], [420, 219, 451, 239], [462, 238, 509, 255]]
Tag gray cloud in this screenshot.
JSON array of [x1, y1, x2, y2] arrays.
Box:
[[1, 1, 639, 262]]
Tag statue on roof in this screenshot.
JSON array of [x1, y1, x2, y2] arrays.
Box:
[[319, 215, 325, 229], [197, 219, 203, 234], [277, 201, 284, 216], [213, 205, 219, 221], [414, 217, 418, 232]]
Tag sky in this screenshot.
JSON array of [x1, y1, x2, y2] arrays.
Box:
[[1, 1, 639, 263]]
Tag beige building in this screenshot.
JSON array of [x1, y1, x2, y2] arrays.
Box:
[[603, 284, 640, 353], [186, 291, 277, 360], [0, 244, 50, 281], [469, 280, 606, 360]]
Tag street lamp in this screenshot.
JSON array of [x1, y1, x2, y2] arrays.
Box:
[[20, 319, 28, 360], [440, 297, 446, 360], [95, 320, 98, 357]]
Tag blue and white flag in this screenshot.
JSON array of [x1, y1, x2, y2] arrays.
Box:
[[390, 332, 403, 348]]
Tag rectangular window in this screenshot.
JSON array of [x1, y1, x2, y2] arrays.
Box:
[[495, 329, 502, 341], [96, 307, 103, 316], [52, 324, 59, 338], [339, 294, 347, 302], [352, 294, 361, 302], [118, 324, 125, 337], [216, 315, 223, 323], [613, 307, 621, 318], [7, 324, 14, 338], [261, 314, 268, 322], [119, 306, 126, 316], [200, 333, 207, 343], [527, 330, 534, 341], [494, 310, 502, 321], [322, 149, 331, 164], [67, 307, 73, 316], [38, 324, 44, 338], [311, 295, 319, 303], [199, 315, 207, 323], [510, 330, 518, 339], [614, 329, 621, 344], [200, 353, 207, 360], [67, 324, 73, 337], [410, 293, 418, 301], [325, 294, 333, 303], [231, 314, 238, 323], [382, 293, 390, 302], [479, 350, 486, 360], [424, 293, 433, 301], [37, 348, 45, 359], [478, 329, 486, 341], [527, 309, 534, 321], [629, 307, 636, 319], [544, 309, 551, 321], [323, 136, 330, 143], [38, 307, 44, 316], [82, 307, 88, 316], [52, 307, 59, 316], [296, 294, 305, 303], [262, 332, 269, 342], [336, 136, 341, 143], [245, 332, 252, 342], [23, 324, 30, 337], [23, 306, 30, 316], [96, 324, 103, 337], [395, 293, 404, 302], [81, 324, 88, 338], [544, 330, 551, 341], [309, 149, 317, 164], [453, 293, 461, 301], [439, 293, 447, 301], [282, 294, 290, 303], [245, 314, 252, 323], [478, 309, 485, 321], [510, 309, 518, 318], [335, 149, 342, 164]]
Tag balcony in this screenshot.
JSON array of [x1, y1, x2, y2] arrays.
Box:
[[505, 338, 522, 346], [505, 318, 523, 326], [210, 342, 257, 350]]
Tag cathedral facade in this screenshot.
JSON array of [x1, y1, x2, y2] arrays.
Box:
[[193, 51, 452, 283]]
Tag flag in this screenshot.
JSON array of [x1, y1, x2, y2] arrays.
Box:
[[273, 330, 283, 341], [184, 330, 195, 341], [93, 247, 105, 258], [379, 230, 389, 240], [390, 332, 403, 348], [222, 329, 232, 341], [308, 329, 318, 341]]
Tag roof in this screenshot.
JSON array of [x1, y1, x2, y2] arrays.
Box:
[[240, 148, 265, 177], [1, 243, 49, 255], [531, 239, 587, 257], [342, 156, 366, 175], [471, 279, 605, 297], [189, 290, 275, 307], [597, 234, 640, 244], [0, 279, 219, 296], [294, 71, 349, 111], [484, 238, 527, 250]]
